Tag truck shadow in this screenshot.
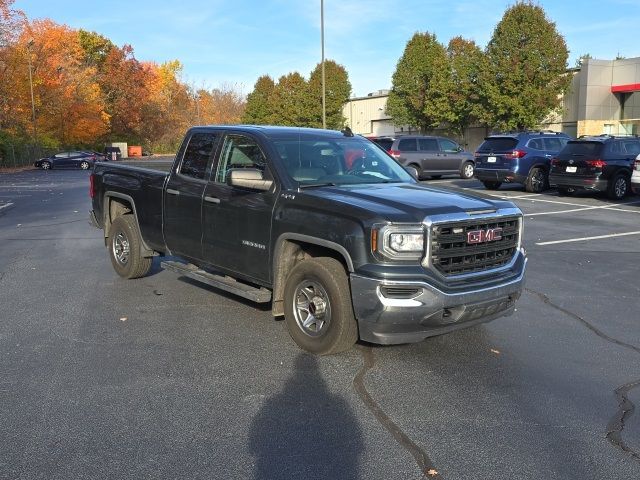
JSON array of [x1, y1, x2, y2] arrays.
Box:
[[248, 353, 363, 479]]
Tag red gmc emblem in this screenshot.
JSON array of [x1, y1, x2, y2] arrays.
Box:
[[467, 227, 503, 244]]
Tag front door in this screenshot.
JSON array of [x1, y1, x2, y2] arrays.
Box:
[[163, 131, 220, 260], [202, 133, 276, 283]]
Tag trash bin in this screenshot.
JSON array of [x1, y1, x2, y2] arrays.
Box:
[[104, 146, 122, 161]]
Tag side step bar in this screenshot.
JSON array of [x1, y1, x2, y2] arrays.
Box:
[[161, 261, 272, 303]]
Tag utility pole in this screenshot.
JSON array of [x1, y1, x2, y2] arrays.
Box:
[[27, 40, 37, 144], [321, 0, 326, 129]]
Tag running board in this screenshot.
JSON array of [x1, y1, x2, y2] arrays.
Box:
[[161, 261, 272, 303]]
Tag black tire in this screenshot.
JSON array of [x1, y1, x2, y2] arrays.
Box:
[[607, 173, 629, 200], [108, 215, 152, 279], [283, 257, 358, 355], [408, 163, 423, 180], [557, 186, 573, 196], [525, 167, 548, 193], [482, 181, 502, 190], [460, 161, 474, 179], [41, 161, 51, 170], [79, 160, 90, 170]]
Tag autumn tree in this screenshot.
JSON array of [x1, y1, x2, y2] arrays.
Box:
[[243, 75, 276, 124], [196, 84, 245, 125], [387, 32, 453, 133], [480, 1, 570, 130], [447, 37, 485, 139], [307, 60, 351, 129]]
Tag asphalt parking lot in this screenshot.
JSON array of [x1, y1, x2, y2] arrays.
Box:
[[0, 169, 639, 479]]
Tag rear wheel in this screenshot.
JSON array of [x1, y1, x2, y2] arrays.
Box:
[[108, 215, 152, 279], [525, 167, 548, 193], [482, 181, 502, 190], [79, 160, 90, 170], [607, 173, 629, 200], [460, 161, 475, 179], [283, 257, 358, 355], [408, 163, 423, 180]]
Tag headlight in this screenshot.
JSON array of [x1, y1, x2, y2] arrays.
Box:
[[375, 224, 425, 260]]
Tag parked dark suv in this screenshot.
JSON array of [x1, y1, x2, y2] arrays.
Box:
[[549, 135, 640, 199], [474, 131, 571, 192], [389, 135, 475, 180]]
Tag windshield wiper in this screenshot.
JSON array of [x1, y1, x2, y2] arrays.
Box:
[[298, 182, 338, 189]]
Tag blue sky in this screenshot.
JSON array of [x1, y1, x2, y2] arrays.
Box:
[[15, 0, 640, 98]]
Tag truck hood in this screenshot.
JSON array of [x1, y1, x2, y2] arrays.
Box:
[[299, 183, 513, 222]]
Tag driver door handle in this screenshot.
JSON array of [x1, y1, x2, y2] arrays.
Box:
[[204, 196, 221, 204], [166, 188, 180, 196]]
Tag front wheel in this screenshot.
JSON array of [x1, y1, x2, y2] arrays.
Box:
[[283, 257, 358, 355], [482, 180, 502, 190], [108, 215, 152, 279], [41, 161, 51, 170], [460, 161, 474, 179]]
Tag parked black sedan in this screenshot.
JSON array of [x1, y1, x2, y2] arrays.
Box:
[[34, 151, 98, 170]]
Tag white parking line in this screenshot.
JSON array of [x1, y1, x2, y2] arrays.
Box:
[[0, 202, 13, 211], [525, 205, 609, 217], [536, 231, 640, 246]]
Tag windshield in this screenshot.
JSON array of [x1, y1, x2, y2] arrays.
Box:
[[273, 136, 414, 186]]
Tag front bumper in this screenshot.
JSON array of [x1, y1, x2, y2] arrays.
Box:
[[548, 173, 608, 191], [351, 252, 527, 345]]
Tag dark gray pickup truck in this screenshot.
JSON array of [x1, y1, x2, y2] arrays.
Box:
[[90, 125, 527, 354]]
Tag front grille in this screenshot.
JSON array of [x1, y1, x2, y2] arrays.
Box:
[[429, 216, 520, 276]]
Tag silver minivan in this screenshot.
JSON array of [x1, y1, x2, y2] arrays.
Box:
[[389, 135, 475, 180]]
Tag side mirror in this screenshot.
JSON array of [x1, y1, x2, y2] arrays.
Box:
[[228, 168, 273, 191], [405, 166, 419, 180]]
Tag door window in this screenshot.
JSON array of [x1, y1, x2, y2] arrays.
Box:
[[397, 138, 417, 152], [543, 138, 566, 152], [418, 138, 439, 151], [179, 132, 218, 180], [214, 134, 267, 184], [528, 138, 544, 150], [438, 139, 459, 153]]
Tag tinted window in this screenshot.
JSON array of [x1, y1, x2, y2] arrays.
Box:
[[527, 138, 544, 150], [561, 141, 603, 156], [180, 132, 218, 179], [439, 139, 459, 152], [372, 138, 393, 151], [398, 138, 417, 152], [418, 138, 439, 151], [622, 140, 640, 155], [477, 137, 519, 152], [215, 134, 266, 183], [543, 137, 567, 151]]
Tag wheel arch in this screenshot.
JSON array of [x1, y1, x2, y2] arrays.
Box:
[[102, 191, 155, 256], [271, 234, 354, 317]]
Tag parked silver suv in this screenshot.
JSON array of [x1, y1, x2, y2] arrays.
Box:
[[389, 135, 475, 180]]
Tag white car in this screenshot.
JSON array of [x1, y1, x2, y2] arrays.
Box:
[[632, 153, 640, 195]]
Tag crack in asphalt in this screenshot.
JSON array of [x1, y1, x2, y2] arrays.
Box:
[[526, 287, 640, 462], [354, 346, 441, 478]]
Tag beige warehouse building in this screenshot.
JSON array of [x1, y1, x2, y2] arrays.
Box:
[[343, 56, 640, 150]]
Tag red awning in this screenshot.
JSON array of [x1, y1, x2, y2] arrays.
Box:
[[611, 83, 640, 93]]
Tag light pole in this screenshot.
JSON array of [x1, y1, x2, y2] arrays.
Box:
[[321, 0, 326, 129], [26, 40, 37, 144]]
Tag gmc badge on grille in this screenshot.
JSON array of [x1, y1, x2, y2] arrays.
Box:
[[467, 227, 503, 244]]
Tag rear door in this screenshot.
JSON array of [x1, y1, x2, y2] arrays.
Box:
[[394, 138, 419, 167], [417, 138, 440, 173], [201, 132, 276, 283], [163, 131, 220, 260]]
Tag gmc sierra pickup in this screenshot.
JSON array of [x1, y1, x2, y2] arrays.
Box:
[[90, 126, 527, 354]]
